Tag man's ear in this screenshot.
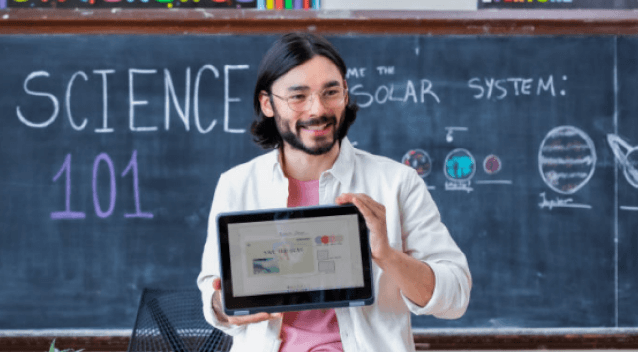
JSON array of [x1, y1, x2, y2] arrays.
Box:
[[259, 91, 274, 118]]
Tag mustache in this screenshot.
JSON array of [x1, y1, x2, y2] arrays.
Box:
[[296, 115, 336, 129]]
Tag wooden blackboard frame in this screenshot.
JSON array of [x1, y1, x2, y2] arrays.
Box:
[[2, 329, 638, 351], [0, 9, 638, 35], [2, 8, 638, 350]]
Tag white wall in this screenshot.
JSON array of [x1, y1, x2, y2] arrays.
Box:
[[321, 0, 477, 10]]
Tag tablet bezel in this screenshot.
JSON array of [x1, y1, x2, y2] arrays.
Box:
[[216, 204, 374, 316]]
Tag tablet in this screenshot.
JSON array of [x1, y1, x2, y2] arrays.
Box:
[[216, 204, 374, 316]]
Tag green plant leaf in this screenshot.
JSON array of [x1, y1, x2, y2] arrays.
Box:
[[49, 339, 56, 352]]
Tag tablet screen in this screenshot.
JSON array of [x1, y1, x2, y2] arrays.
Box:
[[217, 205, 374, 314], [228, 214, 365, 297]]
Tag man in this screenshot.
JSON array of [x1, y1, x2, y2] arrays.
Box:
[[197, 32, 471, 352]]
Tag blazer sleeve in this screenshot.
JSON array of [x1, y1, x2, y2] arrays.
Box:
[[398, 169, 472, 319], [196, 172, 247, 335]]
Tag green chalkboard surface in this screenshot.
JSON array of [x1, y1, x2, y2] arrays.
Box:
[[0, 35, 636, 330]]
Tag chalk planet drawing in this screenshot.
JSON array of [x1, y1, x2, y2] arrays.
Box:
[[538, 126, 596, 195]]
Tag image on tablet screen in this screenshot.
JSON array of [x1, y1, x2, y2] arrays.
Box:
[[228, 214, 365, 297]]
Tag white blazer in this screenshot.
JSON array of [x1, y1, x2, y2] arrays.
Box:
[[197, 138, 472, 352]]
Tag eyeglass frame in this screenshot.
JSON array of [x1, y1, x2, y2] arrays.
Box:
[[267, 85, 349, 112]]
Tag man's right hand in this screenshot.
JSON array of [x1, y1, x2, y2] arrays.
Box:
[[212, 278, 282, 326]]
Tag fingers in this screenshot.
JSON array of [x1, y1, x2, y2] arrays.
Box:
[[336, 193, 370, 206], [335, 193, 355, 205], [227, 312, 283, 326], [340, 194, 391, 261], [337, 193, 385, 219], [212, 279, 282, 326], [356, 194, 385, 216]]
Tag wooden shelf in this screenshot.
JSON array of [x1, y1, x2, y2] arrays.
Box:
[[3, 332, 638, 351], [1, 9, 638, 35]]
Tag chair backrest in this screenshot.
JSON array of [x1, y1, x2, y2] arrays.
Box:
[[128, 288, 233, 352]]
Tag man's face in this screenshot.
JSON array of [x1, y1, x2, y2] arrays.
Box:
[[260, 56, 348, 156]]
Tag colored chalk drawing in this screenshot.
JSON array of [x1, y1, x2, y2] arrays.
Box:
[[537, 126, 595, 210], [538, 126, 597, 195], [401, 149, 432, 178], [445, 148, 476, 181], [483, 154, 502, 175], [444, 148, 476, 193]]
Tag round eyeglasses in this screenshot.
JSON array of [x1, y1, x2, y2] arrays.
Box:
[[270, 86, 347, 112]]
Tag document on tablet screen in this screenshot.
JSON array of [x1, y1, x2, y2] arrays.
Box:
[[227, 214, 365, 297]]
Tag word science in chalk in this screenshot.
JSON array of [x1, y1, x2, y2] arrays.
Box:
[[15, 65, 250, 134]]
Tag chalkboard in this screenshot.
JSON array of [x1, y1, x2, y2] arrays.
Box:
[[617, 37, 638, 328], [0, 35, 636, 330]]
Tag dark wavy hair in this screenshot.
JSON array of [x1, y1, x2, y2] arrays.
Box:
[[251, 32, 359, 150]]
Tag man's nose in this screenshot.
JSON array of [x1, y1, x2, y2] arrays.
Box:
[[308, 93, 327, 116]]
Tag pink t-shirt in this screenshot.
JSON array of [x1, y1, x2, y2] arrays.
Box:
[[279, 177, 343, 352]]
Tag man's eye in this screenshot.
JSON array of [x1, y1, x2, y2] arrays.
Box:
[[289, 94, 307, 102], [323, 89, 340, 97]]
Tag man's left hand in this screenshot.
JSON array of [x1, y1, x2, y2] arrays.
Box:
[[335, 193, 392, 261]]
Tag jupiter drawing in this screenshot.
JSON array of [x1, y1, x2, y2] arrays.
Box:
[[538, 126, 597, 195]]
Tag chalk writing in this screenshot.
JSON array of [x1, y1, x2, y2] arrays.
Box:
[[16, 65, 250, 134], [468, 75, 564, 100], [538, 192, 592, 210], [122, 150, 154, 219], [376, 66, 395, 75], [350, 79, 440, 108], [445, 127, 468, 143], [51, 151, 153, 220], [444, 181, 474, 193], [50, 154, 86, 220], [93, 153, 117, 218], [346, 67, 366, 79]]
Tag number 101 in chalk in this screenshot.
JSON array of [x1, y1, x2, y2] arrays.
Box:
[[50, 150, 153, 220]]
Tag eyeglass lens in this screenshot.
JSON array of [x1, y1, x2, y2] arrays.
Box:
[[287, 87, 346, 112]]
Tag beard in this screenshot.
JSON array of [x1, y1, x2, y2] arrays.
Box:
[[275, 110, 347, 156]]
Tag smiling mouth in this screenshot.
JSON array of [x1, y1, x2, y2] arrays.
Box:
[[301, 123, 333, 136], [302, 123, 330, 130]]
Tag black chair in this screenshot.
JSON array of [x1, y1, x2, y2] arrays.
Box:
[[128, 288, 233, 352]]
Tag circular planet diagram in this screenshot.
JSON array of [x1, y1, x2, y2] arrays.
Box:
[[538, 126, 597, 195], [444, 148, 476, 182], [607, 134, 638, 188], [402, 149, 432, 178], [483, 154, 502, 175]]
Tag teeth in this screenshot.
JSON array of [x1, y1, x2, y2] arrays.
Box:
[[304, 124, 328, 131]]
